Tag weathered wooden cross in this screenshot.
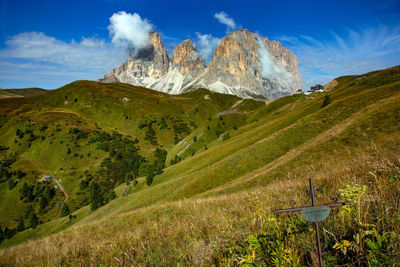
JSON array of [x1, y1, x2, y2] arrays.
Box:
[[273, 178, 351, 267]]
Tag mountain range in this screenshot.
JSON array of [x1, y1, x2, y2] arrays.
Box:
[[100, 29, 302, 100]]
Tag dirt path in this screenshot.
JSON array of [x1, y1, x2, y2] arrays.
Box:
[[41, 108, 84, 118], [216, 109, 243, 117], [177, 143, 191, 156], [215, 99, 247, 117], [54, 179, 68, 203], [0, 91, 24, 98], [54, 178, 68, 217], [199, 93, 400, 196], [231, 100, 243, 109], [177, 132, 204, 156]]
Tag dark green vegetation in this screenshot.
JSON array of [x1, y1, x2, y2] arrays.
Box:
[[0, 66, 399, 266]]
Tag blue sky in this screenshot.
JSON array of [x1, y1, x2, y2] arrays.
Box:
[[0, 0, 399, 90]]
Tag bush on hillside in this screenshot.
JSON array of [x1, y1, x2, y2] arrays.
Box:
[[106, 190, 117, 202], [321, 95, 331, 108], [28, 211, 39, 229], [60, 204, 70, 217], [170, 155, 182, 165], [16, 217, 24, 232], [145, 165, 155, 186], [89, 183, 103, 211]]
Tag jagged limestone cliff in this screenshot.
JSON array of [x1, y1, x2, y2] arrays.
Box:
[[101, 29, 302, 100]]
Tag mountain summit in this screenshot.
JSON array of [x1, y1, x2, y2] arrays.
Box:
[[101, 29, 302, 100]]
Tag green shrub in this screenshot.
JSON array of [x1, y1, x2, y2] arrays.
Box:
[[60, 204, 70, 217], [28, 211, 39, 229], [321, 95, 331, 108]]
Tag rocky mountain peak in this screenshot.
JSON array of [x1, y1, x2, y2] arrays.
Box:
[[229, 29, 253, 38], [130, 31, 169, 64], [149, 31, 164, 52], [101, 29, 302, 100], [171, 40, 196, 64], [213, 29, 255, 59], [171, 39, 205, 75], [199, 29, 302, 99]]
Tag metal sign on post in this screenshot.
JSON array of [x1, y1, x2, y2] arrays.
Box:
[[272, 178, 351, 267], [301, 206, 330, 222]]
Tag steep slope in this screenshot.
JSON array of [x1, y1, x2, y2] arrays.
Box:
[[1, 66, 400, 266], [101, 29, 302, 100], [0, 81, 263, 236]]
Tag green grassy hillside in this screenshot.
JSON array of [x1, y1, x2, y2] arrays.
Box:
[[0, 81, 262, 233], [1, 88, 48, 97], [0, 66, 400, 266]]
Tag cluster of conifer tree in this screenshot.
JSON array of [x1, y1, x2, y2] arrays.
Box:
[[20, 181, 56, 210], [79, 131, 169, 211]]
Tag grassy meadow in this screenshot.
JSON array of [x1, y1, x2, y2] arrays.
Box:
[[0, 66, 399, 265]]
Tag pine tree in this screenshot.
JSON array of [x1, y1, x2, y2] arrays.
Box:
[[24, 206, 34, 219], [3, 227, 12, 239], [89, 183, 103, 211], [146, 166, 154, 186], [20, 182, 30, 199], [27, 188, 35, 202], [106, 190, 117, 202], [17, 217, 24, 232], [321, 95, 331, 108], [60, 203, 70, 217], [125, 172, 133, 185], [8, 178, 16, 190], [153, 159, 165, 175], [28, 211, 39, 229], [39, 196, 48, 211], [43, 184, 52, 199]]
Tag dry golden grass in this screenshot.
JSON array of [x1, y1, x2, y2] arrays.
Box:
[[1, 138, 399, 266]]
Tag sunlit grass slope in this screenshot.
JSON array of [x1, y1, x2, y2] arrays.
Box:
[[1, 66, 400, 266], [0, 81, 262, 233]]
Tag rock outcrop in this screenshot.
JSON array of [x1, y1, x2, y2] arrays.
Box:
[[324, 79, 339, 91], [152, 39, 206, 94], [100, 29, 302, 100], [102, 31, 169, 85], [170, 40, 205, 75]]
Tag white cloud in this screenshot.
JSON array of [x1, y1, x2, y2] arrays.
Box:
[[195, 33, 221, 64], [0, 32, 124, 68], [214, 11, 236, 32], [0, 11, 157, 88], [257, 37, 293, 88], [275, 24, 400, 90], [0, 31, 126, 88], [108, 11, 153, 53]]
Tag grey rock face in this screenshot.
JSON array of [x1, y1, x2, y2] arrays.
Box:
[[102, 31, 169, 85], [100, 29, 302, 100]]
